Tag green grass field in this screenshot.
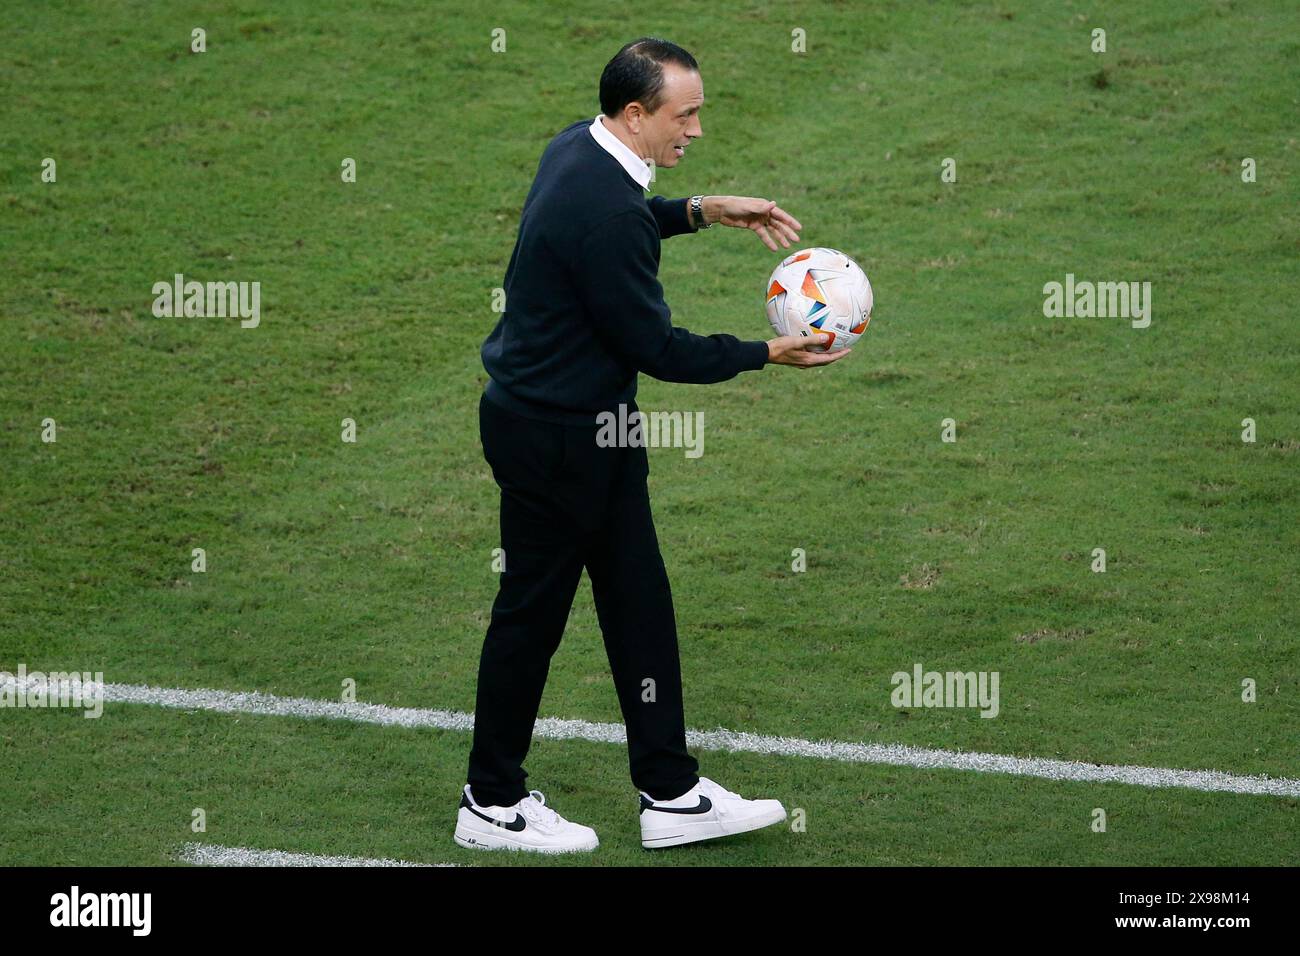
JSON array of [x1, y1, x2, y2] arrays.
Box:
[[1, 0, 1296, 866]]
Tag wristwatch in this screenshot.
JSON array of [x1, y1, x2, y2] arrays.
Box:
[[690, 195, 710, 230]]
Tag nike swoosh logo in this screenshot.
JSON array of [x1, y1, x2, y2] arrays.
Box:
[[461, 795, 526, 831], [642, 794, 712, 815]]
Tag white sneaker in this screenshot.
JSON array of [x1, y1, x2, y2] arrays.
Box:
[[454, 785, 599, 854], [639, 776, 787, 849]]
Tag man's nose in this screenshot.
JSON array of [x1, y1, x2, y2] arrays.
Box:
[[687, 116, 703, 139]]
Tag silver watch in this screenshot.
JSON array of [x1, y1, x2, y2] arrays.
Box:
[[690, 195, 710, 229]]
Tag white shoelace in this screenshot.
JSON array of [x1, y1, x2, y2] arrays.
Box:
[[694, 777, 744, 818], [696, 777, 741, 801], [520, 790, 562, 829]]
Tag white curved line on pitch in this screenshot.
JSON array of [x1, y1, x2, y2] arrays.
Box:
[[27, 678, 1300, 798], [179, 842, 455, 867]]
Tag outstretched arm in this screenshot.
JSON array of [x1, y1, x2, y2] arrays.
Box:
[[578, 211, 769, 383], [698, 196, 803, 251], [647, 195, 803, 250]]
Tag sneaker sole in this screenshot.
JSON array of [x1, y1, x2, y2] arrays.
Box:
[[453, 823, 599, 855], [641, 806, 788, 849]]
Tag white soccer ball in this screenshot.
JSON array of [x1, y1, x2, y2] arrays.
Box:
[[764, 247, 873, 353]]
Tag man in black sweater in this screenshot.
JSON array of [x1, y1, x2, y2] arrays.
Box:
[[456, 37, 851, 854]]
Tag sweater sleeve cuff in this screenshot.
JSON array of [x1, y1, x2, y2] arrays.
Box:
[[740, 339, 770, 371], [647, 195, 697, 239]]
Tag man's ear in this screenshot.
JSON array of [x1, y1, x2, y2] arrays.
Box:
[[624, 102, 645, 134]]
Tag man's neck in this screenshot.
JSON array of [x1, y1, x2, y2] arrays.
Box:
[[599, 114, 646, 161]]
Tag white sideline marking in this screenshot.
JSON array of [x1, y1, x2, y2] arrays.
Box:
[[179, 842, 454, 867], [19, 678, 1300, 798]]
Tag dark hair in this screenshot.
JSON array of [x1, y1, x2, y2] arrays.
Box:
[[599, 37, 698, 118]]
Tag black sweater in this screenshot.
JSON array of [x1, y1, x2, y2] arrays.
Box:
[[481, 118, 770, 425]]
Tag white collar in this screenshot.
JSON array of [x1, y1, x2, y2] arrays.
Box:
[[588, 114, 651, 190]]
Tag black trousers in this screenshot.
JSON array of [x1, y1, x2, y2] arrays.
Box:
[[467, 393, 700, 807]]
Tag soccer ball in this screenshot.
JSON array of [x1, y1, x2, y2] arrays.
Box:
[[764, 247, 873, 353]]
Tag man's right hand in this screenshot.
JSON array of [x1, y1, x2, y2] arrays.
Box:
[[766, 333, 853, 367]]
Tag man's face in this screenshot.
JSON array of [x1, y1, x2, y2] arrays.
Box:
[[638, 63, 704, 169]]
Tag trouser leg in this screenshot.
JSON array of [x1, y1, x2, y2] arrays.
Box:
[[584, 445, 699, 801], [467, 397, 584, 807]]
